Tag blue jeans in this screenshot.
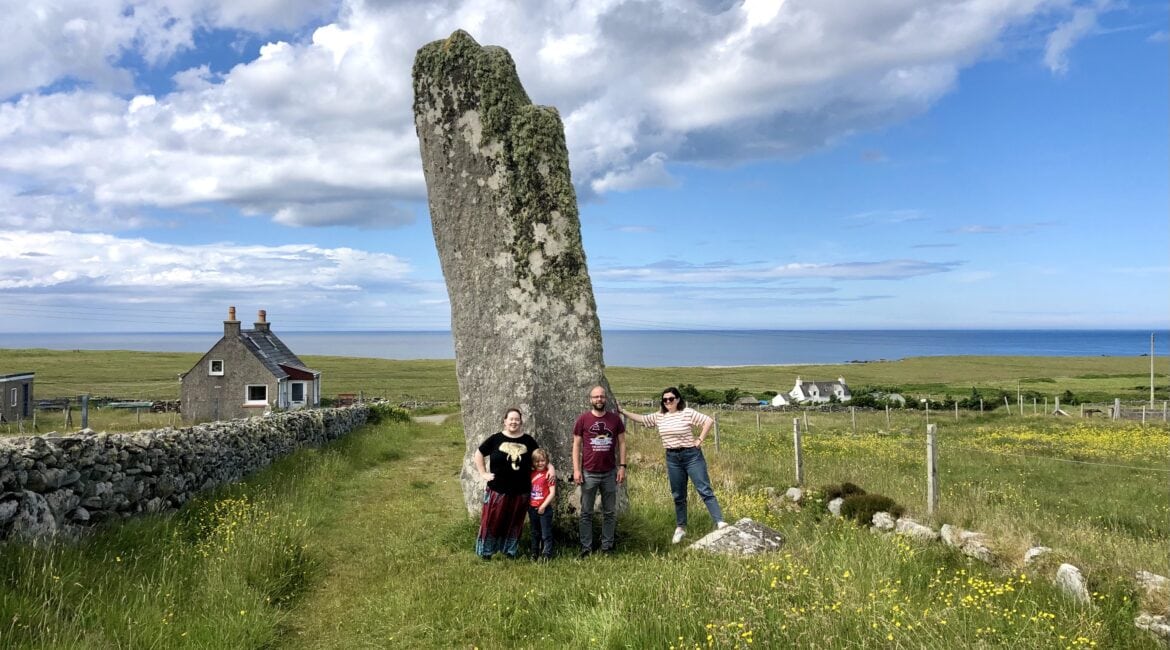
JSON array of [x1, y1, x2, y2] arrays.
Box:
[[665, 447, 723, 528], [528, 505, 554, 558], [579, 469, 618, 551]]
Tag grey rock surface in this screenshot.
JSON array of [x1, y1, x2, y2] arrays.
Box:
[[828, 497, 844, 517], [1024, 546, 1052, 565], [895, 517, 939, 542], [689, 518, 785, 556], [1055, 563, 1091, 605], [871, 511, 897, 532], [413, 30, 612, 515]]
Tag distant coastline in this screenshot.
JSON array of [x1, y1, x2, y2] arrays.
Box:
[[1, 329, 1162, 368]]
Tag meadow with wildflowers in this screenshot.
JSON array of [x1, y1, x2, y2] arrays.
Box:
[[3, 405, 1166, 648], [1, 351, 1167, 647]]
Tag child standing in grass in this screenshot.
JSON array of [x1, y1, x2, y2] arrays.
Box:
[[528, 448, 556, 560]]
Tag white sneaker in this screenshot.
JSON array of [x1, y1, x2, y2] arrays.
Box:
[[716, 521, 730, 530], [671, 528, 686, 544]]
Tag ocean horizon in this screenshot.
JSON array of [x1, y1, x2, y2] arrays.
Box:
[[1, 329, 1163, 368]]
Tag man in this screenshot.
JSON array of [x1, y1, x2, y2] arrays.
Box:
[[572, 385, 627, 557]]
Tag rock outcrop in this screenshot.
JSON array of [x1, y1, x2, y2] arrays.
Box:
[[413, 31, 611, 515]]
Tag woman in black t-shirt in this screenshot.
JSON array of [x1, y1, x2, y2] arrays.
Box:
[[473, 407, 543, 559]]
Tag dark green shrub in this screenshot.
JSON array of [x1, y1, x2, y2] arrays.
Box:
[[840, 493, 905, 526], [821, 482, 867, 502], [366, 402, 410, 424]]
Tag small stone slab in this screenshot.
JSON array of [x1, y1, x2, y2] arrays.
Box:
[[895, 517, 939, 542], [689, 518, 784, 556], [940, 524, 995, 563], [828, 497, 844, 517], [871, 511, 896, 532], [1024, 546, 1052, 565], [1135, 614, 1170, 642]]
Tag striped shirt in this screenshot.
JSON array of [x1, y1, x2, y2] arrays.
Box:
[[642, 408, 713, 449]]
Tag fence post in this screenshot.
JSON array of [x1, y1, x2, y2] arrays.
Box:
[[850, 406, 856, 436], [1004, 396, 1011, 415], [803, 410, 808, 431], [756, 411, 760, 433], [885, 404, 891, 427], [1164, 401, 1167, 422], [979, 398, 984, 414], [65, 398, 72, 429], [1113, 398, 1121, 421], [1141, 406, 1146, 424], [1080, 403, 1084, 418], [713, 415, 720, 452], [954, 402, 958, 421], [793, 418, 804, 486], [926, 423, 938, 516], [81, 394, 89, 430]]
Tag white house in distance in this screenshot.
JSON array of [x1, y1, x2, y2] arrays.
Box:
[[770, 393, 790, 406], [789, 377, 851, 404]]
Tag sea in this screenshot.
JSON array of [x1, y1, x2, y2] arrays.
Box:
[[1, 330, 1161, 368]]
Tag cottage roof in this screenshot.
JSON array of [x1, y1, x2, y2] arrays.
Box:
[[240, 330, 317, 380]]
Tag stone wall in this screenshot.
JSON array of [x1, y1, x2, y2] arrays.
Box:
[[0, 405, 370, 542]]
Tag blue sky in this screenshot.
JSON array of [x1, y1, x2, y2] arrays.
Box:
[[0, 0, 1166, 334]]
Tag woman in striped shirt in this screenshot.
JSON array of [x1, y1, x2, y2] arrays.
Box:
[[619, 386, 728, 544]]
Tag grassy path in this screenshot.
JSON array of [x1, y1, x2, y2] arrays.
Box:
[[281, 418, 474, 647]]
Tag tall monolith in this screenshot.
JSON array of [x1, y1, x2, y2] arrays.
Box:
[[412, 30, 615, 516]]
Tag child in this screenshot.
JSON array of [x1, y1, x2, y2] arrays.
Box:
[[528, 448, 556, 560]]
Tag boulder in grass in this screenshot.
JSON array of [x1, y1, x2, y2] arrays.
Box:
[[1134, 614, 1170, 643], [940, 524, 995, 564], [1055, 563, 1091, 606], [1024, 546, 1052, 565], [689, 518, 785, 556], [828, 497, 844, 517], [785, 487, 804, 504], [895, 517, 939, 542], [871, 511, 896, 532]]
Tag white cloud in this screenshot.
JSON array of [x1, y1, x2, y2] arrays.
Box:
[[1044, 3, 1104, 74], [0, 230, 414, 292], [0, 0, 1107, 231]]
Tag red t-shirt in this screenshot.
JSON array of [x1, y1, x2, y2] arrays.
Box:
[[572, 410, 626, 473], [530, 469, 554, 507]]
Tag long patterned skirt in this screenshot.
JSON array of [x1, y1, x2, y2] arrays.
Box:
[[476, 488, 529, 558]]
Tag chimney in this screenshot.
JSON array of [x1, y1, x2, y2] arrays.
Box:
[[254, 309, 270, 332], [224, 306, 241, 338]]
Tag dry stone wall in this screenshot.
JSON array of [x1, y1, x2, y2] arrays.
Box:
[[0, 406, 369, 542]]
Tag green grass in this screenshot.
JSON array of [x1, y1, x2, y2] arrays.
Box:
[[3, 413, 1166, 648], [1, 347, 1164, 410]]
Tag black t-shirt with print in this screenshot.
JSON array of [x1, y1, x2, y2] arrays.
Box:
[[478, 432, 540, 495]]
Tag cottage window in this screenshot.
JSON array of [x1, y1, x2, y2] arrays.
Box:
[[290, 382, 305, 403], [245, 385, 268, 405], [9, 388, 15, 407], [209, 359, 224, 376]]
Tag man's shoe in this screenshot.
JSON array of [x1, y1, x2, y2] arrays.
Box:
[[716, 521, 730, 530], [578, 548, 592, 558], [671, 528, 686, 544]]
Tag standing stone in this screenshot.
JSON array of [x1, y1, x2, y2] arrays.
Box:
[[413, 30, 612, 515]]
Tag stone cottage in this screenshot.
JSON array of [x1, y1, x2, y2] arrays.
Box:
[[789, 376, 851, 404], [0, 371, 34, 423], [180, 308, 321, 423]]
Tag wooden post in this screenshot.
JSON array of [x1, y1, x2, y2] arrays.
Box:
[[65, 398, 72, 429], [81, 394, 89, 430], [803, 410, 808, 431], [1043, 397, 1048, 414], [850, 406, 856, 436], [979, 398, 984, 414], [1033, 397, 1037, 415], [1141, 406, 1146, 424], [926, 423, 938, 515], [137, 407, 142, 425], [1080, 403, 1084, 417], [1113, 398, 1121, 421], [885, 404, 891, 427], [756, 411, 760, 433], [793, 418, 804, 486], [1004, 396, 1011, 415], [954, 402, 959, 421], [1163, 401, 1167, 422]]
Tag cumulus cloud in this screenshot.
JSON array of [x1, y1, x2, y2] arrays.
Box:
[[0, 0, 1108, 231]]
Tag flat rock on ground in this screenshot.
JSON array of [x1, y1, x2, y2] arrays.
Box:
[[689, 518, 785, 556]]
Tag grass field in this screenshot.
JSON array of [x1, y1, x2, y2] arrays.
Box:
[[2, 349, 1167, 647], [2, 405, 1167, 648], [2, 348, 1166, 435]]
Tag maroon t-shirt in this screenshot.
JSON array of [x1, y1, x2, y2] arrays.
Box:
[[572, 411, 626, 473]]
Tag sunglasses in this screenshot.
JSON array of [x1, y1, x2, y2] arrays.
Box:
[[662, 396, 677, 403]]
